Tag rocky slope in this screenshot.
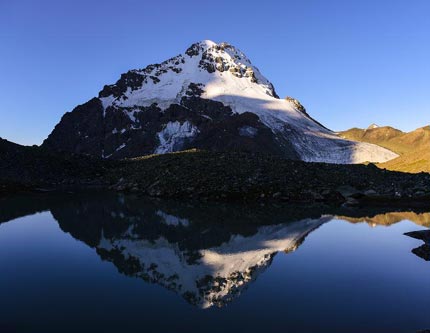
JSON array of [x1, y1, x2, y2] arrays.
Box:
[[42, 40, 397, 164], [339, 125, 430, 172], [108, 150, 430, 204], [2, 139, 429, 204], [0, 137, 110, 191]]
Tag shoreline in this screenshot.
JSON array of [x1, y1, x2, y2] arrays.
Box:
[[2, 186, 430, 208], [1, 149, 429, 207]]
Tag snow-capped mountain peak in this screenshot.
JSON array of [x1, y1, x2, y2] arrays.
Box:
[[43, 40, 398, 164], [367, 123, 379, 130], [98, 39, 278, 111]]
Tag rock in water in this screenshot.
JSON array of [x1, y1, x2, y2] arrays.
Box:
[[405, 230, 430, 261], [412, 244, 430, 261], [404, 230, 430, 243]]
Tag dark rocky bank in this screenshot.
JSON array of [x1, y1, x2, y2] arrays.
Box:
[[1, 138, 429, 206], [404, 230, 430, 261]]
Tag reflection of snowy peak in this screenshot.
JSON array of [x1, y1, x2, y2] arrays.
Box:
[[97, 216, 328, 308], [43, 40, 397, 163]]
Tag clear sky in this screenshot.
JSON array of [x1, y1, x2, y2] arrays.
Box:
[[1, 0, 429, 145]]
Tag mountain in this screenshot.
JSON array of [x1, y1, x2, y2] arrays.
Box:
[[367, 123, 379, 130], [42, 40, 397, 164], [339, 125, 430, 172]]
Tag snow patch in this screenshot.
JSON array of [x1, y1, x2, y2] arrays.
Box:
[[239, 126, 258, 137], [116, 143, 126, 152], [124, 109, 138, 123], [154, 121, 198, 154], [156, 210, 190, 227], [100, 95, 115, 114]]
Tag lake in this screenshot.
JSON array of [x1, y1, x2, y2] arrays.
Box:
[[1, 193, 429, 333]]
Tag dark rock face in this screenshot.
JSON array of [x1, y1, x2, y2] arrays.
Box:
[[404, 230, 430, 261], [99, 71, 146, 98], [412, 244, 430, 261], [185, 43, 201, 57], [43, 98, 105, 156], [191, 111, 296, 157], [405, 230, 430, 243], [284, 96, 330, 131], [43, 83, 299, 160]]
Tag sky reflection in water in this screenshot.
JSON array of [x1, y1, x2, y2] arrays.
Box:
[[0, 193, 429, 333]]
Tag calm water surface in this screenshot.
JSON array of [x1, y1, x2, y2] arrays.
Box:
[[0, 193, 429, 333]]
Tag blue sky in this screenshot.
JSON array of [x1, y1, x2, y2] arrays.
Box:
[[1, 0, 429, 145]]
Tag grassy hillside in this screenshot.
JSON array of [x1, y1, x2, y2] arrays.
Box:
[[379, 147, 430, 173], [339, 125, 430, 173]]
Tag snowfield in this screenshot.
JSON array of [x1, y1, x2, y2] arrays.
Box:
[[154, 121, 199, 154]]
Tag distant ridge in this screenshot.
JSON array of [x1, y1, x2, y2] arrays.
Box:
[[339, 125, 430, 173], [367, 123, 379, 130]]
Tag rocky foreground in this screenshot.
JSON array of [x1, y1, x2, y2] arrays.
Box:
[[1, 139, 429, 206], [110, 150, 430, 205]]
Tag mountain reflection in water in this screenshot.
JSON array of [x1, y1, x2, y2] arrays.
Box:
[[0, 192, 429, 308]]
